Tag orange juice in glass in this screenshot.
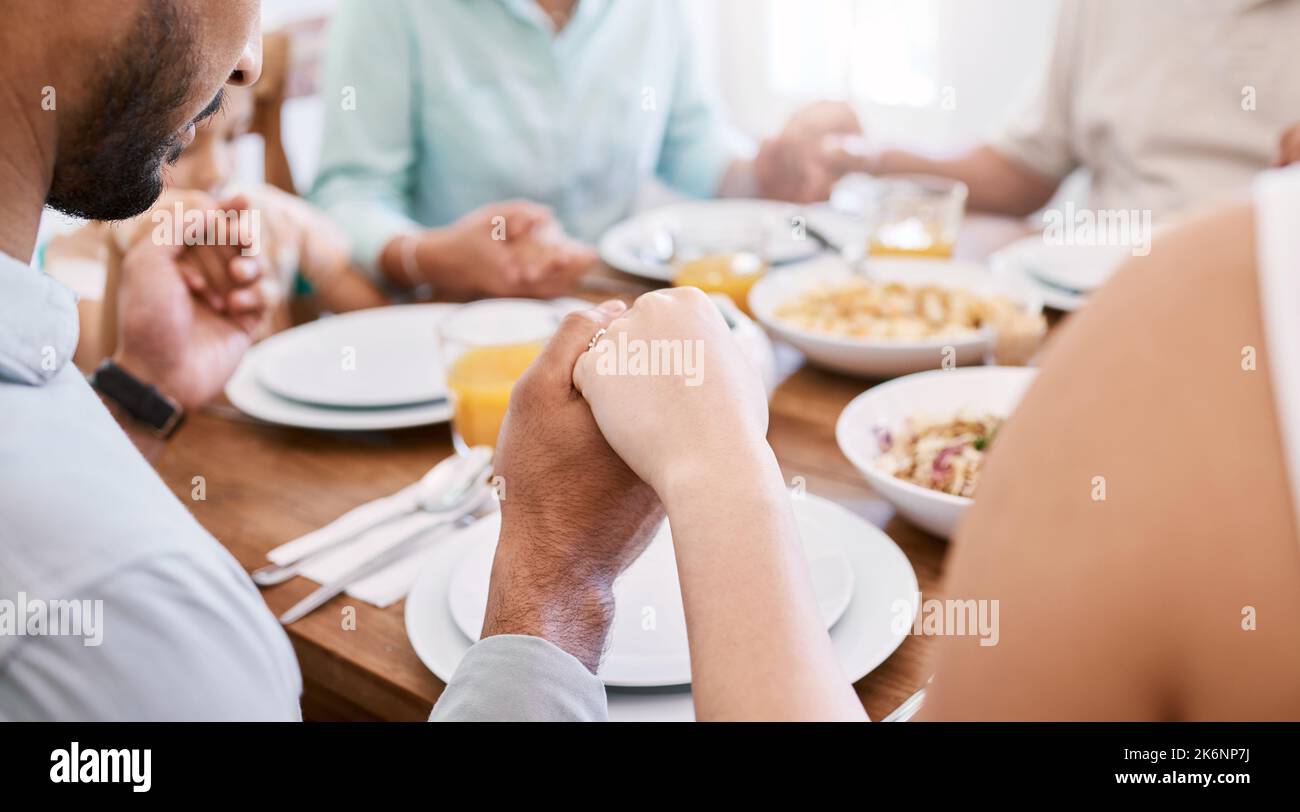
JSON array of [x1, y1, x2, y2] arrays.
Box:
[[867, 175, 967, 259], [438, 299, 557, 454], [670, 219, 768, 316]]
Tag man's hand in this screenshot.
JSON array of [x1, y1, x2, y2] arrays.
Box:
[[482, 300, 666, 672], [412, 201, 596, 299], [755, 101, 864, 202], [1276, 121, 1300, 167], [112, 235, 268, 411]]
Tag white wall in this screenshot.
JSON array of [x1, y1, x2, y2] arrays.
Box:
[[262, 0, 336, 29], [702, 0, 1061, 148]]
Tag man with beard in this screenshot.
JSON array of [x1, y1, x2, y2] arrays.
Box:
[[0, 0, 676, 723], [0, 0, 304, 720]]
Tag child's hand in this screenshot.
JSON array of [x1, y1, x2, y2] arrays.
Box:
[[255, 186, 354, 289], [113, 236, 265, 409], [119, 189, 273, 319], [177, 192, 276, 333]]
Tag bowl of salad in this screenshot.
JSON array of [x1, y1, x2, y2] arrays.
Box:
[[835, 366, 1038, 539]]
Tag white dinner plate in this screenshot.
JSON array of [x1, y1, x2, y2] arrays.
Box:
[[598, 200, 863, 281], [405, 494, 919, 719], [226, 299, 595, 431], [226, 340, 453, 431], [255, 304, 449, 408], [836, 366, 1038, 539], [990, 236, 1133, 308], [749, 255, 1042, 379], [445, 505, 855, 688], [991, 253, 1087, 312]]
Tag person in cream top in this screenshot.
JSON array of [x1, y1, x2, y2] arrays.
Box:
[[830, 0, 1300, 221]]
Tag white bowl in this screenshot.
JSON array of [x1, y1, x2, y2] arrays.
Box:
[[749, 256, 1042, 378], [835, 366, 1038, 539]]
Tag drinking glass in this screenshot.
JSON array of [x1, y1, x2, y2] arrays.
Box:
[[438, 299, 558, 454], [867, 174, 968, 259], [670, 217, 769, 316]]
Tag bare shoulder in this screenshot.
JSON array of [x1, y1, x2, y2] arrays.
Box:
[[1007, 200, 1286, 557], [928, 201, 1300, 719]]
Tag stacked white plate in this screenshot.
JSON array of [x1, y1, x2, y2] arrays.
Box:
[[226, 300, 590, 431], [405, 494, 919, 721], [990, 236, 1133, 312], [599, 199, 866, 281], [226, 304, 455, 431]]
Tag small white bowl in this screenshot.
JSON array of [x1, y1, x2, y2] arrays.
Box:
[[835, 366, 1038, 539], [749, 256, 1042, 379]]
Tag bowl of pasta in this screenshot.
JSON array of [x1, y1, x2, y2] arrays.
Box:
[[835, 366, 1038, 539], [748, 256, 1044, 378]]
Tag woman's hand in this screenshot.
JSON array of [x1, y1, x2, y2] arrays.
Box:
[[573, 287, 865, 721], [572, 287, 771, 502]]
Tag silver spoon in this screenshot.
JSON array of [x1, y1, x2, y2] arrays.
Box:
[[278, 486, 495, 625], [251, 446, 493, 587]]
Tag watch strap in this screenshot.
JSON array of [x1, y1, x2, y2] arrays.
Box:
[[90, 360, 185, 438]]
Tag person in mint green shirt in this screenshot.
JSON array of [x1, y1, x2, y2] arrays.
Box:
[[312, 0, 860, 300]]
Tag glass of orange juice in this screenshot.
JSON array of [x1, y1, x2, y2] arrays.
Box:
[[438, 299, 557, 454], [867, 174, 968, 259], [670, 218, 769, 316]]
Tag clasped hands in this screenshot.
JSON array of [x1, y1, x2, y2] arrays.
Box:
[[112, 189, 276, 410], [483, 287, 773, 670], [403, 201, 598, 300]]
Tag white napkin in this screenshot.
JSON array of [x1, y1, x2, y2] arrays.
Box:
[[266, 484, 496, 608]]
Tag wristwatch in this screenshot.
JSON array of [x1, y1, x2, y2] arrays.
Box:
[[90, 359, 186, 438]]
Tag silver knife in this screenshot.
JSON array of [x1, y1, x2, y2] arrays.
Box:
[[278, 491, 493, 625], [253, 447, 493, 587]]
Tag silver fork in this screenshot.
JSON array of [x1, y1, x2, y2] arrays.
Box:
[[881, 676, 933, 722], [278, 489, 495, 625], [252, 447, 492, 587]]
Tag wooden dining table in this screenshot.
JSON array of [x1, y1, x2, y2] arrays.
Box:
[[150, 214, 1045, 721]]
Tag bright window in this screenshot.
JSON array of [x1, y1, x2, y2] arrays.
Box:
[[767, 0, 941, 109]]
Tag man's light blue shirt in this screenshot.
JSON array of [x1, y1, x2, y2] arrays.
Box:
[[312, 0, 744, 271], [0, 252, 595, 721], [0, 254, 302, 720]]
